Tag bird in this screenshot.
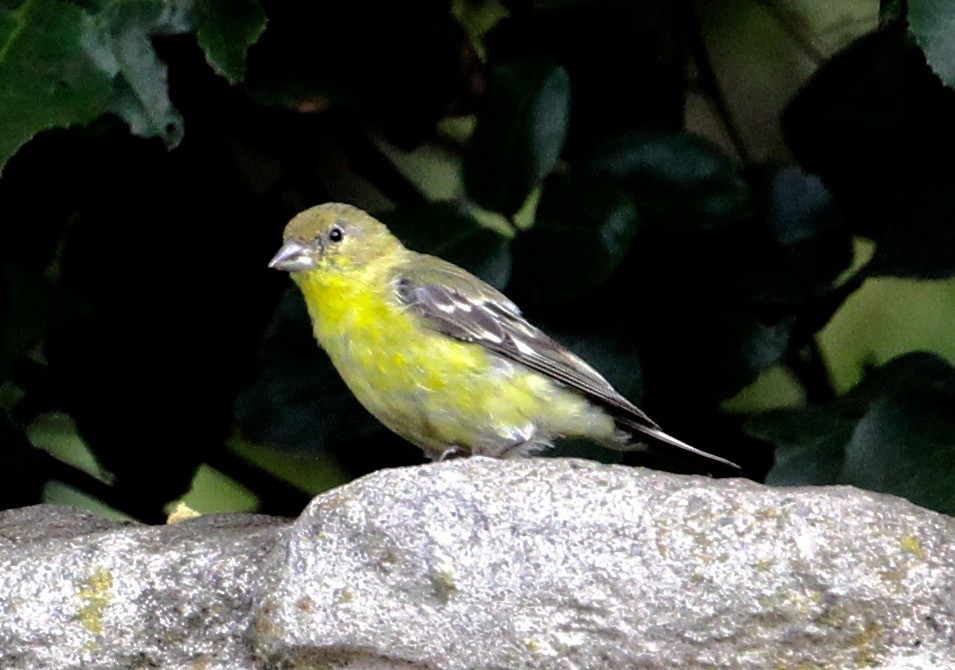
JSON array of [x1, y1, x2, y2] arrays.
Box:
[[269, 202, 738, 471]]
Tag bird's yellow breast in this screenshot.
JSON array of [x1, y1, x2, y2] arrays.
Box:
[[293, 263, 613, 457], [295, 269, 487, 437], [299, 269, 486, 378]]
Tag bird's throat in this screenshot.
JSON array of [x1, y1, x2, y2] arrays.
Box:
[[293, 266, 395, 346]]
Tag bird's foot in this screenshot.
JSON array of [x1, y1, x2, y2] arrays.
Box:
[[438, 446, 469, 461]]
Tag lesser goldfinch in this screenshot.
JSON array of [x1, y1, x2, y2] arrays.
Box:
[[269, 203, 737, 470]]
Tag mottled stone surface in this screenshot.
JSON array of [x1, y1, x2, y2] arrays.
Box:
[[1, 458, 953, 669], [0, 505, 285, 669], [254, 458, 955, 669]]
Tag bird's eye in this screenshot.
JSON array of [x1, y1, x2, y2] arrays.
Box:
[[328, 227, 344, 243]]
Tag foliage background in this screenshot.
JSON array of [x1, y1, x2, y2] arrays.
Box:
[[0, 0, 953, 521]]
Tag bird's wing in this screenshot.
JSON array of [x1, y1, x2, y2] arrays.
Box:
[[393, 253, 658, 429]]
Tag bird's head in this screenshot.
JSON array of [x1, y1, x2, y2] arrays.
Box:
[[269, 203, 404, 277]]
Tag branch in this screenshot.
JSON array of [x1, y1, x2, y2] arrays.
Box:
[[786, 336, 837, 404], [785, 262, 874, 404]]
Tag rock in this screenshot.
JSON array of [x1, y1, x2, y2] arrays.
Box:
[[254, 457, 955, 669], [1, 458, 953, 669], [0, 505, 286, 669]]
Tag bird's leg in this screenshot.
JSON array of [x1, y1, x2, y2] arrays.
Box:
[[438, 445, 469, 461], [498, 440, 530, 459], [496, 425, 542, 459]]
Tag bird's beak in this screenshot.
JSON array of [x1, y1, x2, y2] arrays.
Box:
[[269, 240, 316, 272]]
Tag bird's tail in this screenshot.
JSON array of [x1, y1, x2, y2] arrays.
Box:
[[611, 417, 740, 472]]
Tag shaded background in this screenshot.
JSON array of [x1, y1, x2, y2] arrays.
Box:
[[0, 0, 953, 521]]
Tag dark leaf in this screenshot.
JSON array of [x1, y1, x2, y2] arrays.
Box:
[[579, 129, 752, 232], [0, 267, 63, 380], [381, 201, 512, 289], [749, 165, 854, 303], [880, 0, 907, 24], [464, 59, 571, 215], [195, 0, 267, 84], [840, 392, 955, 512], [748, 407, 856, 485], [864, 172, 955, 278], [235, 289, 386, 453], [839, 350, 955, 411], [638, 298, 794, 408], [0, 413, 45, 508], [485, 1, 685, 153], [748, 352, 955, 515], [243, 3, 469, 147], [235, 287, 423, 475], [626, 216, 798, 406], [784, 26, 955, 278], [0, 0, 112, 170], [92, 0, 195, 147], [908, 0, 955, 89], [510, 176, 638, 300], [784, 27, 940, 189]]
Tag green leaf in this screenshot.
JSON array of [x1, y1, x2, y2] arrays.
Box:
[[452, 0, 508, 59], [196, 0, 267, 84], [580, 129, 752, 232], [510, 177, 638, 300], [909, 0, 955, 89], [0, 0, 268, 171], [0, 0, 113, 171], [381, 201, 512, 288], [747, 352, 955, 514], [91, 0, 196, 148], [95, 0, 266, 142], [464, 59, 571, 215]]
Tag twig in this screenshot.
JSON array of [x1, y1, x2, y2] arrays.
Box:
[[786, 336, 837, 404], [795, 261, 872, 339], [785, 260, 874, 404]]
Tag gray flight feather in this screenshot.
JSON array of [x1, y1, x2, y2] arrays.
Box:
[[392, 253, 740, 471], [393, 253, 659, 430]]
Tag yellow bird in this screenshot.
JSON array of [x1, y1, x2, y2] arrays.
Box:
[[269, 203, 737, 470]]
